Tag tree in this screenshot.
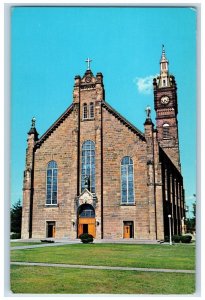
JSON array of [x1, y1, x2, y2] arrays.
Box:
[[185, 199, 196, 233], [10, 199, 22, 233], [192, 201, 196, 218], [191, 194, 196, 232]]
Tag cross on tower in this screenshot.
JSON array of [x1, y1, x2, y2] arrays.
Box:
[[85, 58, 92, 70], [31, 117, 36, 128]]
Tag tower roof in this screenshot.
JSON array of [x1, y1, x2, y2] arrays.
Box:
[[28, 117, 39, 140], [155, 45, 171, 88], [160, 45, 168, 64]]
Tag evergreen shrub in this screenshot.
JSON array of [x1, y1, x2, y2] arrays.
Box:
[[181, 235, 192, 243], [79, 233, 93, 244], [10, 233, 21, 239], [164, 236, 169, 242], [172, 235, 181, 243]]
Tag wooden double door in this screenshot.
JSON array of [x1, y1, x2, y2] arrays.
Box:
[[78, 217, 96, 238]]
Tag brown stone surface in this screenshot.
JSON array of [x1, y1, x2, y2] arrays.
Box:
[[21, 67, 185, 240]]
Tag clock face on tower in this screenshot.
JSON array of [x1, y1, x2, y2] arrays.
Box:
[[161, 95, 170, 105], [85, 75, 92, 83]]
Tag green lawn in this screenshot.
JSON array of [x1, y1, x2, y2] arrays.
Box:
[[10, 265, 195, 294], [11, 243, 195, 270], [10, 242, 43, 247]]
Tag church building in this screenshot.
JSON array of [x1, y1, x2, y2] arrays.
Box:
[[21, 48, 185, 240]]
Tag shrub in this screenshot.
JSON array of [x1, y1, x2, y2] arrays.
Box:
[[40, 239, 55, 243], [10, 233, 21, 239], [172, 235, 181, 243], [79, 233, 93, 244], [181, 235, 192, 243], [164, 236, 169, 242]]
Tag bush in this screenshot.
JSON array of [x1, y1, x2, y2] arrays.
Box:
[[164, 236, 169, 242], [181, 235, 192, 243], [10, 233, 21, 239], [79, 233, 93, 244], [40, 239, 55, 243], [172, 235, 181, 243]]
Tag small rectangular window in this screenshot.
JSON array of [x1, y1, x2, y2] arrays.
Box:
[[90, 103, 94, 118], [83, 104, 88, 119]]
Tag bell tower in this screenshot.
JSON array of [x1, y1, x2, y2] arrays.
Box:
[[153, 46, 181, 171]]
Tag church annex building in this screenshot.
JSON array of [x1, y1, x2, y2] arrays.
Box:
[[21, 48, 185, 241]]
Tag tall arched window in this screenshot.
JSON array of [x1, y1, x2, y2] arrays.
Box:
[[46, 160, 58, 205], [121, 156, 134, 204], [90, 102, 94, 118], [83, 103, 88, 119], [163, 123, 170, 139], [81, 140, 95, 193]]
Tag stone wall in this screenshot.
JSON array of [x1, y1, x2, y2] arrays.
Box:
[[21, 69, 184, 241], [31, 109, 78, 239], [102, 107, 151, 239]]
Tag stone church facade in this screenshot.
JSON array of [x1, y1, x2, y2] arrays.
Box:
[[21, 48, 185, 240]]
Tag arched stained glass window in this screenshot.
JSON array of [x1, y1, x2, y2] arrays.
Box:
[[46, 160, 58, 205], [121, 156, 134, 204], [81, 140, 95, 193]]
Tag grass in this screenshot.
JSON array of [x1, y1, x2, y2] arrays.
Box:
[[10, 242, 43, 247], [10, 265, 195, 294], [11, 243, 195, 270], [10, 243, 195, 294]]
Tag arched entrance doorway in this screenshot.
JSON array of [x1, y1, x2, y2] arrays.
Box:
[[78, 204, 96, 238]]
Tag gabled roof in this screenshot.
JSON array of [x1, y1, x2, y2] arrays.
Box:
[[102, 101, 145, 141], [79, 188, 93, 198], [35, 99, 145, 149], [35, 104, 74, 148]]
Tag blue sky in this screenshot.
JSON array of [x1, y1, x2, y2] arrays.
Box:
[[11, 6, 196, 217]]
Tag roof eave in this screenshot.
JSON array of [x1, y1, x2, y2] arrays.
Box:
[[102, 101, 145, 141], [35, 104, 74, 148]]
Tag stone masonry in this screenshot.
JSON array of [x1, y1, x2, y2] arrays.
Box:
[[21, 49, 185, 240]]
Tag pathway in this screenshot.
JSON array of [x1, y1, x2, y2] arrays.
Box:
[[10, 241, 80, 250], [10, 238, 161, 250], [11, 261, 195, 274]]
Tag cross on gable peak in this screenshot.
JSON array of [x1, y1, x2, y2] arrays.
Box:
[[85, 57, 92, 70]]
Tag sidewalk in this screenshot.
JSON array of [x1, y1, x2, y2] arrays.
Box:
[[11, 237, 159, 245], [10, 238, 159, 250], [10, 238, 194, 250], [11, 261, 195, 274]]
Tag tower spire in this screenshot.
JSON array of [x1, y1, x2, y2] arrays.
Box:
[[160, 44, 169, 74], [158, 45, 169, 87], [153, 47, 181, 171], [161, 44, 166, 60], [28, 116, 39, 141]]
